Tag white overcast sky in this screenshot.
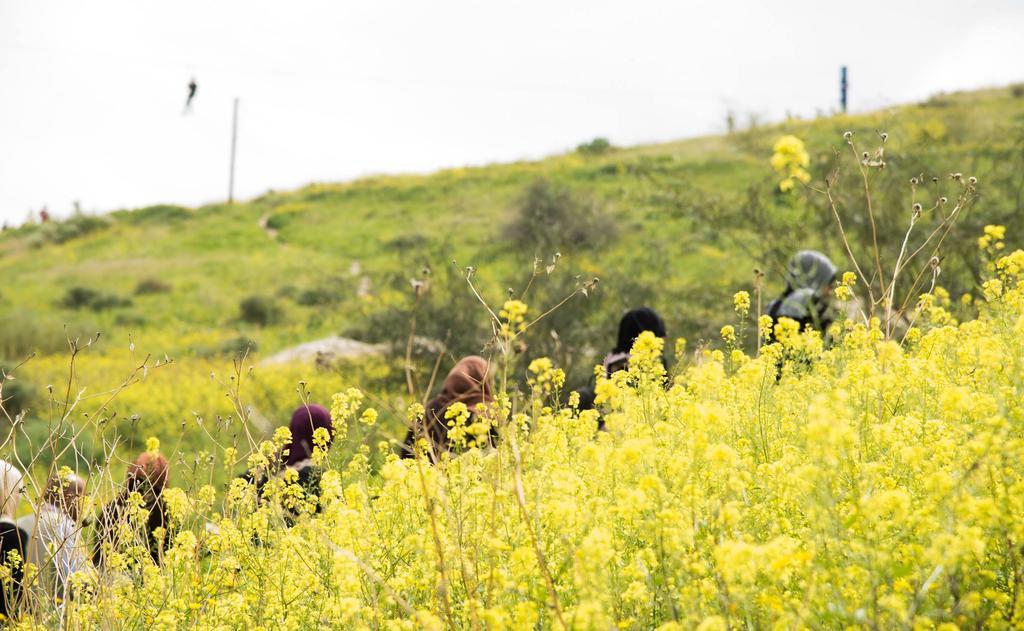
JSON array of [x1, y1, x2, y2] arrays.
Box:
[[1, 0, 1022, 223]]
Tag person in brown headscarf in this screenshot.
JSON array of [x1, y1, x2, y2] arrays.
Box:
[[401, 356, 496, 461], [92, 452, 170, 567]]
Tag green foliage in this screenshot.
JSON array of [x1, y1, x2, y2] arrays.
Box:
[[576, 136, 613, 155], [194, 335, 258, 358], [31, 212, 113, 246], [134, 278, 172, 295], [239, 295, 284, 326], [346, 261, 487, 361], [0, 84, 1019, 455], [58, 286, 132, 311], [505, 177, 616, 254], [112, 204, 192, 225], [0, 363, 33, 417], [295, 277, 350, 306], [0, 311, 62, 358], [264, 202, 310, 231]]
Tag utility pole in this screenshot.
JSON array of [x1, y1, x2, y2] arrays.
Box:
[[840, 66, 848, 113], [228, 97, 239, 204]]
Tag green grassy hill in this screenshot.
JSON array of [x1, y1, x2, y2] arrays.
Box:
[[3, 85, 1023, 473]]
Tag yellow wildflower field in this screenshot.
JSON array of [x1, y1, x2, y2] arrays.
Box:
[[13, 243, 1021, 630]]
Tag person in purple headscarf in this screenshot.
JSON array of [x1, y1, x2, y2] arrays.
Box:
[[242, 404, 335, 516], [283, 404, 334, 469]]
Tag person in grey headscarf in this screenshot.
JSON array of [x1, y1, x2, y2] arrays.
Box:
[[765, 250, 837, 337], [19, 472, 90, 605]]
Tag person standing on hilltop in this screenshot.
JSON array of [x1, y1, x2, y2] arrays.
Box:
[[765, 250, 837, 337]]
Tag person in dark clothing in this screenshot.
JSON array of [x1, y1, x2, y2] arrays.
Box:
[[0, 460, 28, 622], [602, 307, 667, 376], [765, 250, 837, 338], [280, 404, 334, 499], [93, 453, 170, 567], [401, 356, 495, 461], [572, 307, 668, 418], [243, 404, 335, 514], [572, 387, 597, 413]]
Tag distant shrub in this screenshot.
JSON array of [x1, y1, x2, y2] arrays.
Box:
[[593, 154, 675, 179], [196, 336, 259, 358], [58, 286, 131, 311], [1012, 83, 1024, 98], [505, 178, 616, 253], [59, 287, 96, 309], [221, 336, 258, 356], [134, 278, 172, 295], [114, 312, 147, 327], [113, 204, 191, 225], [296, 287, 339, 306], [89, 293, 131, 311], [385, 233, 430, 251], [0, 364, 33, 418], [239, 295, 283, 326], [265, 202, 310, 231], [0, 309, 98, 358], [276, 285, 298, 300], [576, 137, 613, 155], [295, 278, 350, 307], [32, 213, 113, 246], [923, 93, 953, 108]]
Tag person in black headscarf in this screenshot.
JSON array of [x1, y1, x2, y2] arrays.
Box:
[[765, 250, 837, 338], [602, 307, 667, 376], [572, 307, 668, 419]]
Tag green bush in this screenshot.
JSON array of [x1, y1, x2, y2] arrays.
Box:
[[576, 137, 612, 155], [220, 336, 258, 357], [195, 336, 258, 358], [134, 278, 172, 295], [58, 287, 132, 311], [239, 295, 283, 326], [505, 178, 616, 253], [295, 278, 350, 306], [0, 363, 34, 418], [31, 213, 113, 246], [114, 312, 147, 327], [113, 204, 192, 225], [0, 309, 97, 358]]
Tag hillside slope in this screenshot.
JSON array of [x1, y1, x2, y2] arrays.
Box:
[[2, 85, 1023, 468]]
